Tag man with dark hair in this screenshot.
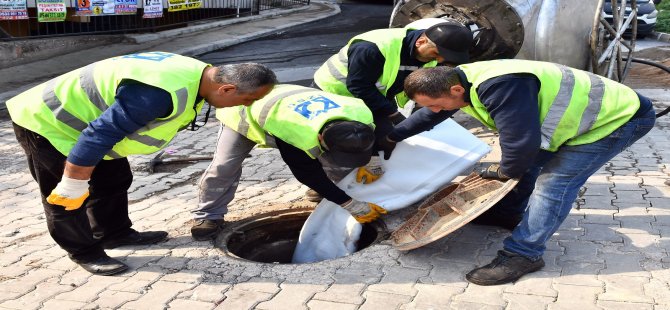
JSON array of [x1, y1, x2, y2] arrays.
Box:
[[7, 51, 277, 276], [381, 59, 655, 285], [191, 84, 385, 240]]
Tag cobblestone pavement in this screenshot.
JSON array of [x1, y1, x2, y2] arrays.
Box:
[[1, 87, 669, 309]]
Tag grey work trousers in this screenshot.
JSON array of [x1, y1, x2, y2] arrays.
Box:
[[194, 124, 256, 220]]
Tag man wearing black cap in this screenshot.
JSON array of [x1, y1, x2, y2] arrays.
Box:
[[191, 84, 385, 240], [310, 21, 472, 197]]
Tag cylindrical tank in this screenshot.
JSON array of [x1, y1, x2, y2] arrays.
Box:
[[390, 0, 600, 70]]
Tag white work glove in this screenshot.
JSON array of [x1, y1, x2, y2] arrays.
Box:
[[46, 176, 90, 211], [341, 199, 387, 223], [355, 156, 384, 184]]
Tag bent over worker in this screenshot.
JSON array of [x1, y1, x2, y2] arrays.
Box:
[[314, 21, 472, 136], [7, 51, 277, 276], [191, 84, 385, 241], [384, 59, 655, 285]]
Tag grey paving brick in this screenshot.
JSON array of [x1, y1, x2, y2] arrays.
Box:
[[41, 299, 89, 310], [214, 287, 273, 310], [549, 284, 602, 310], [453, 283, 508, 306], [305, 300, 358, 310], [92, 290, 142, 308], [579, 224, 623, 243], [581, 210, 619, 225], [599, 253, 649, 277], [503, 293, 555, 310], [397, 247, 438, 270], [54, 275, 125, 303], [367, 265, 427, 296], [557, 241, 604, 264], [167, 298, 215, 309], [449, 300, 505, 309], [554, 262, 603, 286], [598, 300, 654, 310], [176, 282, 230, 303], [256, 283, 327, 310], [598, 274, 654, 303], [401, 283, 463, 309], [504, 270, 560, 297], [359, 290, 413, 310], [121, 281, 194, 309], [420, 261, 474, 288], [312, 283, 366, 305]]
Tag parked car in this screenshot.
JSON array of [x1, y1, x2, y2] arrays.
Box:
[[603, 0, 658, 38]]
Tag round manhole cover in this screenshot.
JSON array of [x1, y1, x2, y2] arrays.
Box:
[[215, 208, 387, 264]]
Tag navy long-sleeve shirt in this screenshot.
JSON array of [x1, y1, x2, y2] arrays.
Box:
[[67, 80, 173, 166], [276, 139, 350, 204], [346, 29, 427, 118]]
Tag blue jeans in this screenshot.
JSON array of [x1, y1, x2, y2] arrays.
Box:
[[498, 107, 656, 260]]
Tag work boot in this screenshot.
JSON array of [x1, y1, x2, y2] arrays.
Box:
[[466, 250, 545, 286], [102, 230, 168, 249], [305, 189, 323, 202], [471, 209, 522, 231], [191, 219, 225, 241], [75, 255, 129, 276]]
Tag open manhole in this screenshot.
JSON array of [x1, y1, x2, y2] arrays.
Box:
[[215, 208, 387, 264]]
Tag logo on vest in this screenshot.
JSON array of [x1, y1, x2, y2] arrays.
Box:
[[290, 95, 341, 120], [120, 52, 175, 62]]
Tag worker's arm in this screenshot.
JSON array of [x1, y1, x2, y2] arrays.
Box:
[[275, 138, 351, 205], [477, 74, 542, 179], [346, 42, 399, 117], [64, 80, 173, 178], [387, 107, 455, 142], [48, 81, 172, 210]]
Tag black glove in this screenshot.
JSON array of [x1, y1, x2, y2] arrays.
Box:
[[479, 164, 511, 181], [377, 136, 397, 160], [388, 112, 406, 126]]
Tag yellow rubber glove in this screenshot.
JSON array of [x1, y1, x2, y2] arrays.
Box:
[[341, 199, 388, 223], [46, 176, 90, 211], [355, 156, 384, 184]]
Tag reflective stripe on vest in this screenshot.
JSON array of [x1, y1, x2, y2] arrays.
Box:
[[324, 48, 349, 85], [43, 78, 88, 132], [539, 65, 575, 149]]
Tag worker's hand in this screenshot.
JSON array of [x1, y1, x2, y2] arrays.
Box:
[[479, 164, 511, 181], [46, 176, 90, 211], [341, 199, 388, 223], [388, 112, 406, 126], [355, 156, 384, 184], [377, 136, 397, 160]]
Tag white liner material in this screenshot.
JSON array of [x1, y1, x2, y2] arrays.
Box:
[[292, 119, 490, 263]]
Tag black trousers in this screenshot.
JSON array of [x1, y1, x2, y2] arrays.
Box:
[[13, 123, 134, 262]]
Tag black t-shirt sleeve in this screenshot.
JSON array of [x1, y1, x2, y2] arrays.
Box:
[[275, 138, 350, 204], [477, 74, 542, 178]]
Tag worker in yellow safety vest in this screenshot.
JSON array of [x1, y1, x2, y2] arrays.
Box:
[[384, 59, 656, 285], [7, 51, 277, 276], [311, 21, 473, 200], [191, 84, 387, 240]]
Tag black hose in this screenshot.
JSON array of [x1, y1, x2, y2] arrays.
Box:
[[624, 57, 670, 118]]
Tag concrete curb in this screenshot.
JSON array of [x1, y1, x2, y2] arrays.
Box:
[[651, 30, 670, 43], [124, 5, 312, 44], [173, 2, 340, 56]]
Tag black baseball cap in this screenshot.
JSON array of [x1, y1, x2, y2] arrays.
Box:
[[321, 120, 374, 168], [424, 21, 472, 65]]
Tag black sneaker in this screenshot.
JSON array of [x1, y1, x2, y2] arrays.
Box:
[[305, 189, 323, 202], [76, 255, 129, 276], [471, 209, 523, 231], [191, 219, 224, 241], [466, 250, 545, 286], [102, 230, 168, 249]]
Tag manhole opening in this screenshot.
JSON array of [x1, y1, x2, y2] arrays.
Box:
[[218, 210, 386, 264]]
